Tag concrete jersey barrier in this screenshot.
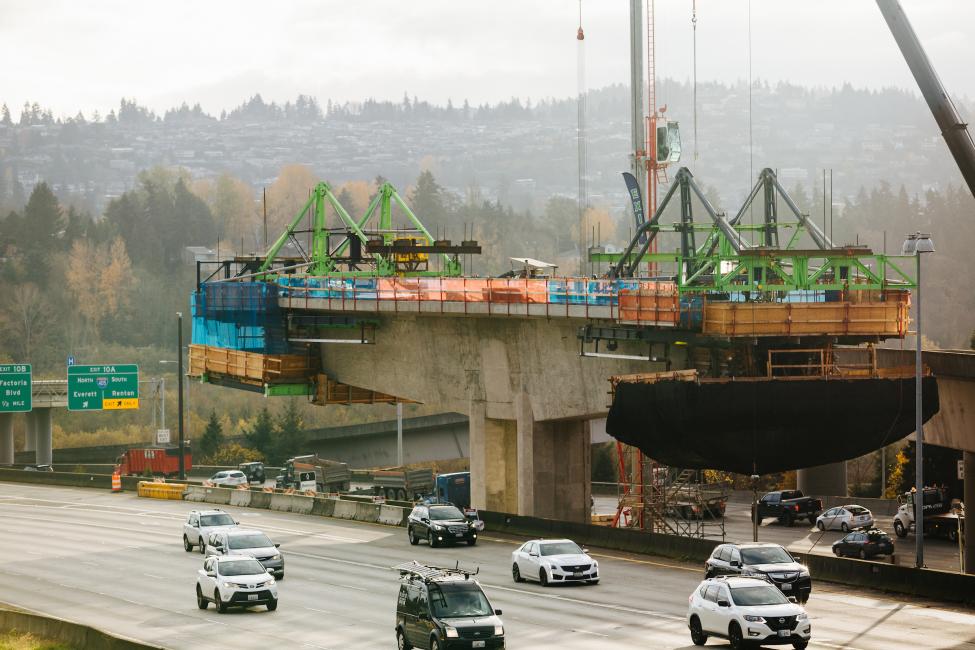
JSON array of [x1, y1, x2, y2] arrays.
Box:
[[0, 607, 164, 650]]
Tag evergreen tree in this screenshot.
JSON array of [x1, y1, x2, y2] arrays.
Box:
[[0, 104, 11, 126], [20, 183, 62, 283], [200, 410, 224, 459], [244, 407, 274, 460], [271, 399, 305, 465], [409, 170, 447, 229]]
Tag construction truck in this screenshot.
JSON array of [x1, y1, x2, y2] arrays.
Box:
[[893, 486, 964, 542], [115, 446, 191, 478], [275, 455, 352, 493], [372, 468, 434, 501]]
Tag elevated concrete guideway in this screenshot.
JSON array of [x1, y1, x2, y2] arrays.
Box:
[[0, 380, 67, 467], [311, 312, 676, 522]]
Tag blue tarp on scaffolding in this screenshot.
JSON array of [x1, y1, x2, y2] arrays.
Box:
[[191, 282, 293, 353]]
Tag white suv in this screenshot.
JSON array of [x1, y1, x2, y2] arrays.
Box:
[[687, 576, 810, 649], [209, 470, 248, 487], [183, 509, 238, 554], [196, 555, 278, 613]]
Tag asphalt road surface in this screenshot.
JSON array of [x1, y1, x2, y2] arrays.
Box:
[[594, 495, 962, 572], [1, 483, 974, 650]]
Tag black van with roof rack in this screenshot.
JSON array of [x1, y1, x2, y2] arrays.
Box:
[[394, 561, 505, 650]]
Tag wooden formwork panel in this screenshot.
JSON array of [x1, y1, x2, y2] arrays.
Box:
[[188, 344, 317, 384], [702, 299, 908, 338]]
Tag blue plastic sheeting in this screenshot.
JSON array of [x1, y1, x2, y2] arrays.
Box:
[[725, 290, 828, 303], [277, 276, 377, 299], [191, 282, 292, 354], [678, 296, 704, 329], [546, 279, 642, 305]]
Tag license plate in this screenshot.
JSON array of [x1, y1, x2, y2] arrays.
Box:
[[781, 583, 791, 590], [455, 533, 464, 538], [778, 630, 789, 638], [473, 642, 486, 648], [573, 572, 583, 578], [247, 594, 258, 601]]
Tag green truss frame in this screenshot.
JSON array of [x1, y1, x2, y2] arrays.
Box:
[[259, 181, 461, 278], [595, 167, 917, 294]]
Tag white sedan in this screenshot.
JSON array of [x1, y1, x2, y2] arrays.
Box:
[[208, 470, 248, 487], [511, 538, 599, 586], [815, 505, 874, 532]]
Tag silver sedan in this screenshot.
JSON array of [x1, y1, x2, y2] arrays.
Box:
[[816, 504, 874, 532]]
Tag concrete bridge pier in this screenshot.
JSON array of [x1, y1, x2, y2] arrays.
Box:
[[32, 409, 53, 467], [797, 461, 848, 497], [23, 410, 36, 452], [470, 395, 591, 523], [0, 413, 13, 465]]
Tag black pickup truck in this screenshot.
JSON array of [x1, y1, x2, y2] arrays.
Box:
[[753, 490, 822, 527]]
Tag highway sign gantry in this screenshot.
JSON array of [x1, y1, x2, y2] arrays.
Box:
[[67, 364, 139, 411], [0, 364, 31, 413]]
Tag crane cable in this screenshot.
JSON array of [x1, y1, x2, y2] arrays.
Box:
[[692, 0, 698, 162]]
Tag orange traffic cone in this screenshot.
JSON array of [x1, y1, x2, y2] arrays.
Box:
[[111, 471, 122, 493]]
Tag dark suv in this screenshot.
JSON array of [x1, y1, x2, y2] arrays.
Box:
[[395, 562, 504, 650], [705, 542, 812, 603], [408, 504, 478, 548]]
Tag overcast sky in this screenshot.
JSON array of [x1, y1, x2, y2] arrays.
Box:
[[2, 0, 973, 119]]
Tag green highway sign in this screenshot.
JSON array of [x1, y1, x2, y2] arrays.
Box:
[[0, 364, 31, 413], [67, 364, 139, 411]]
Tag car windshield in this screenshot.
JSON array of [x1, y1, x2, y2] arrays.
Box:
[[430, 506, 465, 521], [200, 513, 235, 527], [540, 541, 583, 556], [731, 585, 789, 606], [218, 559, 266, 576], [229, 533, 273, 549], [429, 584, 493, 618], [740, 546, 793, 565]]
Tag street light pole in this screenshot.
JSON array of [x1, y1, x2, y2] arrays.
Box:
[[902, 231, 934, 569], [177, 312, 185, 481]]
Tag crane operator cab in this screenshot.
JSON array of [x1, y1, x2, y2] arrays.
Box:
[[394, 561, 505, 649], [655, 119, 682, 165]]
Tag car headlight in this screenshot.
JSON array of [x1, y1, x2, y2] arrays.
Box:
[[799, 568, 810, 577], [270, 554, 281, 561], [494, 624, 504, 636], [797, 612, 808, 620], [743, 615, 766, 623], [433, 524, 444, 531], [444, 626, 459, 638], [222, 581, 236, 589]]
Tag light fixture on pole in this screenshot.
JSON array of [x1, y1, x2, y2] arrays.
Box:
[[901, 231, 934, 569]]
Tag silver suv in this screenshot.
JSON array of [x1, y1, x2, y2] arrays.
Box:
[[205, 528, 285, 579], [183, 509, 238, 554]]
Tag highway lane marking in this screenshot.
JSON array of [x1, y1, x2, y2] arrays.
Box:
[[571, 628, 610, 637], [142, 573, 165, 579]]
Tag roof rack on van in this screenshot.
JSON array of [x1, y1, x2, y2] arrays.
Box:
[[395, 560, 479, 582]]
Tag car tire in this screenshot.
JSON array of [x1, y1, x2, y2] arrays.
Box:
[[215, 591, 227, 614], [512, 564, 524, 583], [408, 527, 419, 546], [266, 598, 278, 612], [816, 521, 825, 532], [467, 537, 477, 546], [430, 638, 441, 650], [196, 585, 208, 610], [184, 535, 193, 552], [728, 622, 745, 649], [833, 548, 841, 557], [783, 513, 795, 527], [428, 530, 438, 548], [396, 629, 413, 650], [277, 572, 284, 580], [539, 568, 549, 587], [894, 520, 907, 538], [793, 642, 809, 650], [396, 488, 407, 501], [689, 616, 707, 646], [859, 548, 867, 560], [841, 522, 849, 533], [199, 540, 206, 555]]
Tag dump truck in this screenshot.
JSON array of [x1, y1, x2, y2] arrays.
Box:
[[372, 468, 434, 501], [893, 486, 965, 542], [276, 455, 352, 493]]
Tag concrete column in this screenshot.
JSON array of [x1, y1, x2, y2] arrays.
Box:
[[965, 451, 975, 575], [515, 392, 535, 517], [531, 419, 591, 523], [23, 410, 36, 452], [34, 408, 53, 467], [797, 461, 847, 498], [0, 413, 13, 465], [469, 401, 517, 514]]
